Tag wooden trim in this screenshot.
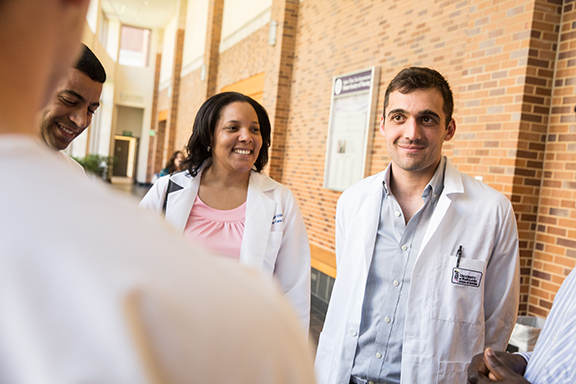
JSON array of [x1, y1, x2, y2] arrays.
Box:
[[310, 243, 336, 278], [221, 72, 265, 104], [158, 109, 168, 122]]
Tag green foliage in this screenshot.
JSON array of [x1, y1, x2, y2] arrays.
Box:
[[73, 154, 116, 182]]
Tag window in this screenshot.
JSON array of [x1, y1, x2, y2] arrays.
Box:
[[118, 25, 150, 67]]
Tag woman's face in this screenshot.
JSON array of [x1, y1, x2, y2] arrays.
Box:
[[210, 102, 263, 175], [174, 152, 184, 169]]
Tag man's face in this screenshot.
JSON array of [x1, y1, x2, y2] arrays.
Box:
[[40, 68, 103, 150], [381, 88, 455, 178]]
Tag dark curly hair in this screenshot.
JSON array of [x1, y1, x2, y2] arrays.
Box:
[[182, 92, 271, 177], [383, 67, 454, 128]]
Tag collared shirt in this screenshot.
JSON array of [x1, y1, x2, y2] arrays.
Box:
[[517, 268, 576, 383], [351, 157, 446, 383]]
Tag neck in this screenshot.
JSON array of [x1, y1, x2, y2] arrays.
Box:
[[389, 163, 437, 200], [202, 163, 251, 189]]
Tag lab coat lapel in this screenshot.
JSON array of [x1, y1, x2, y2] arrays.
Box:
[[417, 159, 464, 259], [240, 172, 276, 269], [359, 174, 385, 274], [165, 171, 199, 233]]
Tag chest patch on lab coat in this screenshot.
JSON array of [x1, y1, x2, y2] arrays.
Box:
[[272, 213, 283, 225], [452, 268, 482, 288]]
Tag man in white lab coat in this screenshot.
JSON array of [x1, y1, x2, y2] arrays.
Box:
[[39, 43, 106, 175], [0, 0, 316, 383], [315, 67, 519, 384]]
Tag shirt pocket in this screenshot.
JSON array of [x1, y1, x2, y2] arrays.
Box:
[[262, 231, 283, 274], [429, 253, 486, 324]]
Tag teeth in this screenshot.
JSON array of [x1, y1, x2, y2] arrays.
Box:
[[58, 124, 75, 135], [234, 149, 251, 155]]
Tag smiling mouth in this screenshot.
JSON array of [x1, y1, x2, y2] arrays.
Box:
[[233, 149, 252, 155], [57, 123, 77, 137]]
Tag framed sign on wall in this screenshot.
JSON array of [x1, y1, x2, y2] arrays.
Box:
[[323, 67, 380, 192]]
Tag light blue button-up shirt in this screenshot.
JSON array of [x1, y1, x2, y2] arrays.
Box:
[[517, 267, 576, 383], [351, 158, 446, 383]]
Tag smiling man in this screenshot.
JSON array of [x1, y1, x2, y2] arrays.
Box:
[[39, 43, 105, 173], [315, 67, 520, 384]]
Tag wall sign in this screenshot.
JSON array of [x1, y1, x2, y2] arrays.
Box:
[[323, 67, 380, 192]]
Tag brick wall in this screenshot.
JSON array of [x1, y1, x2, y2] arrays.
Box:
[[146, 53, 163, 182], [150, 0, 576, 319], [175, 68, 204, 152], [529, 0, 576, 317]]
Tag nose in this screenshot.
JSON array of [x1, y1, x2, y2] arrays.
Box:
[[403, 118, 422, 141], [69, 108, 90, 129], [238, 127, 253, 142]]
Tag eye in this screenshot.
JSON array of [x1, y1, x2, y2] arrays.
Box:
[[391, 114, 405, 123], [59, 97, 76, 106], [87, 109, 96, 116], [251, 126, 260, 133], [420, 116, 437, 125]]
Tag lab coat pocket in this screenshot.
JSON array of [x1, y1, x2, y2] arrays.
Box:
[[429, 253, 486, 324], [262, 231, 283, 274]]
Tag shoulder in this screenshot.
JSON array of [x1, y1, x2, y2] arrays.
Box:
[[454, 168, 512, 208], [339, 171, 384, 204]]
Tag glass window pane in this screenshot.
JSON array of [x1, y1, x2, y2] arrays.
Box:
[[118, 25, 150, 67]]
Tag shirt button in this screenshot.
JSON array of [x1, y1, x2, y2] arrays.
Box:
[[376, 352, 382, 359], [401, 245, 407, 251], [395, 211, 401, 217], [385, 316, 391, 323], [393, 280, 400, 287], [349, 329, 357, 337]]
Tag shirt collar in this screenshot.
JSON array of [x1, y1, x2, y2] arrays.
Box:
[[382, 156, 446, 201]]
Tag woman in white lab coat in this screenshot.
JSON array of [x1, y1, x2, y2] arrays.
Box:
[[140, 92, 310, 332]]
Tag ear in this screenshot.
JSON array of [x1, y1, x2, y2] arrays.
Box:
[[379, 115, 385, 137], [444, 118, 456, 141]]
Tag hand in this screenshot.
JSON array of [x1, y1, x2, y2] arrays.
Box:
[[467, 348, 529, 383]]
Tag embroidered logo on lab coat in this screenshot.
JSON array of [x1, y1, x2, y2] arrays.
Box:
[[452, 268, 482, 288], [272, 214, 283, 225]]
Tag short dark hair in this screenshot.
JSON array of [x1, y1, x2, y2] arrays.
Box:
[[75, 44, 106, 83], [383, 67, 454, 128], [183, 92, 271, 177]]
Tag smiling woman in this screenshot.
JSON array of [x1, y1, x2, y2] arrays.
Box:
[[139, 92, 311, 332]]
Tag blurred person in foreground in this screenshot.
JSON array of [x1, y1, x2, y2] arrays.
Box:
[[140, 92, 311, 332], [39, 43, 106, 175], [0, 0, 316, 383], [467, 267, 576, 384]]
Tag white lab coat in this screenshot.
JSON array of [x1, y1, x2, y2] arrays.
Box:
[[315, 158, 520, 384], [140, 167, 311, 332]]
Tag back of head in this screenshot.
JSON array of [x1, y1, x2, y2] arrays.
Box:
[[184, 92, 272, 176], [384, 67, 454, 127], [75, 44, 106, 83]]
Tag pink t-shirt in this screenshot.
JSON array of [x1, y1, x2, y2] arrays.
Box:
[[183, 195, 246, 259]]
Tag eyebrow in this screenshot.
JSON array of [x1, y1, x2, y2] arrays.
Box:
[[60, 89, 101, 107], [225, 119, 260, 124], [387, 108, 440, 120]]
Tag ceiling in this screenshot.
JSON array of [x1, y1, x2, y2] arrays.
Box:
[[101, 0, 180, 29]]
